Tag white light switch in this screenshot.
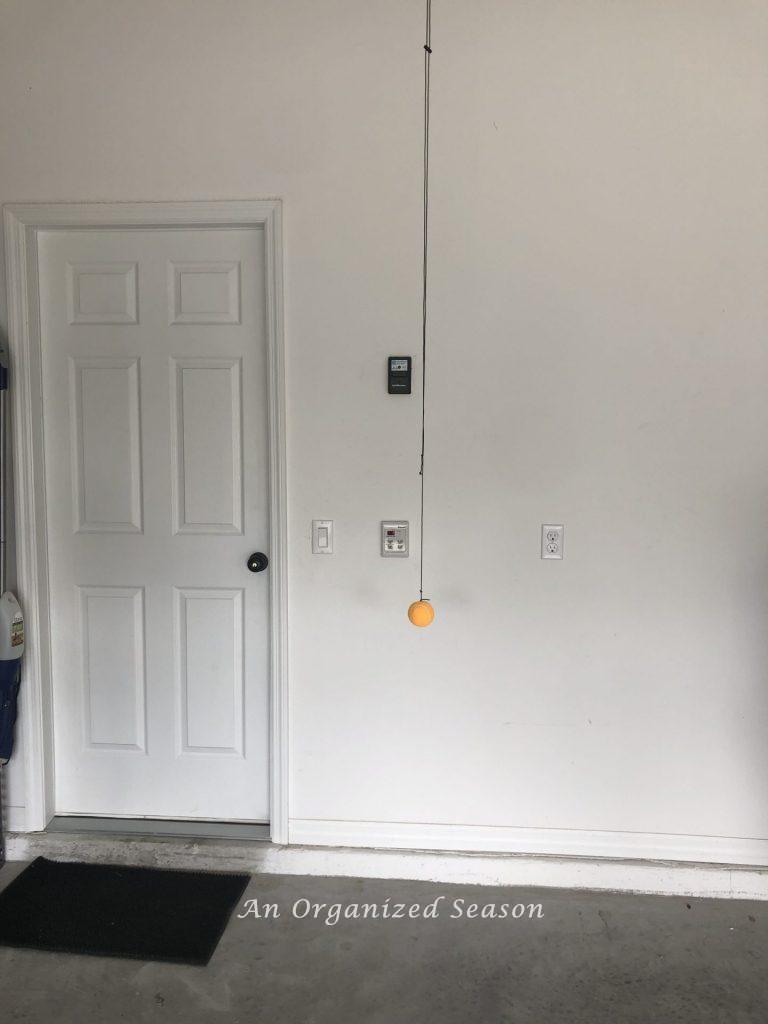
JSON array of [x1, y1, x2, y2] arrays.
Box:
[[381, 521, 409, 557], [312, 520, 334, 554]]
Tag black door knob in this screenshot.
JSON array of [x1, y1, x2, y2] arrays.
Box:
[[247, 552, 269, 573]]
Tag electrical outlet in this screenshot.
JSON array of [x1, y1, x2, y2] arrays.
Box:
[[541, 524, 564, 559]]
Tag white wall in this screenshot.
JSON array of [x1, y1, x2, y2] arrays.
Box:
[[2, 0, 768, 860]]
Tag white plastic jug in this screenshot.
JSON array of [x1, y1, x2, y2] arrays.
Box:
[[0, 591, 24, 661]]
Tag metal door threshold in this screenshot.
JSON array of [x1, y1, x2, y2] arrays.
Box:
[[47, 816, 270, 841]]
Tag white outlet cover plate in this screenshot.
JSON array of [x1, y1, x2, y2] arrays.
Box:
[[541, 524, 564, 559]]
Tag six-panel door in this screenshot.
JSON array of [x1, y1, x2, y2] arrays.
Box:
[[38, 227, 270, 822]]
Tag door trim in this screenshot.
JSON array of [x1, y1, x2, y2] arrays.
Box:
[[3, 200, 289, 843]]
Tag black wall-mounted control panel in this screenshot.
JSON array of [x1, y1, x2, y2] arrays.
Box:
[[388, 356, 412, 395]]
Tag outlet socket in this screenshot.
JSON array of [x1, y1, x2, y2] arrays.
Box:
[[541, 524, 564, 559]]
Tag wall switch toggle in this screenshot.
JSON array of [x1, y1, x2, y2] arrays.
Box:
[[381, 521, 409, 557], [541, 524, 564, 559], [312, 520, 334, 554]]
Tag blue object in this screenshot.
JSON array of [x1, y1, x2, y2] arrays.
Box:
[[0, 659, 21, 763]]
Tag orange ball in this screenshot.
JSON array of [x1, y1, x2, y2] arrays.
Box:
[[408, 600, 435, 627]]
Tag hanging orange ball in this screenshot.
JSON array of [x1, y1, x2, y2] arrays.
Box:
[[408, 600, 435, 628]]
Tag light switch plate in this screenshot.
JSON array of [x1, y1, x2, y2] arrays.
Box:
[[381, 521, 409, 557], [312, 520, 333, 554], [541, 524, 564, 559]]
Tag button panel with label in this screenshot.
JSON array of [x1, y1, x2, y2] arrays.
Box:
[[388, 356, 412, 395], [381, 521, 409, 557]]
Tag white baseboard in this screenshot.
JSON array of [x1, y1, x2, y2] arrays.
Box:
[[3, 805, 26, 834], [5, 826, 768, 901], [289, 818, 768, 869]]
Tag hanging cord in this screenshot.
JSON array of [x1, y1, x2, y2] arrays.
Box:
[[419, 0, 432, 602]]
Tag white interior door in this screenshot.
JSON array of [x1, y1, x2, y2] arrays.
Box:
[[37, 226, 270, 822]]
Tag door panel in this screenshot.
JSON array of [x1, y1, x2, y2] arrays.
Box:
[[171, 357, 243, 534], [80, 586, 146, 752], [38, 227, 270, 822], [71, 356, 143, 533], [176, 587, 244, 755]]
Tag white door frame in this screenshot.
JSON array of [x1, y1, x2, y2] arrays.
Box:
[[3, 200, 289, 842]]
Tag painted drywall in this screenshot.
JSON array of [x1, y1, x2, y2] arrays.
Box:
[[2, 0, 768, 856]]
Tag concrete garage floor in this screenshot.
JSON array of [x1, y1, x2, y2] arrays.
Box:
[[0, 861, 765, 1023]]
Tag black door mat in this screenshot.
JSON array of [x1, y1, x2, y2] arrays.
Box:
[[0, 857, 250, 965]]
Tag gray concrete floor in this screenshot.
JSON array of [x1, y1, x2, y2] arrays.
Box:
[[0, 860, 765, 1023]]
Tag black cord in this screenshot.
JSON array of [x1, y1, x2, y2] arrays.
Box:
[[419, 0, 432, 602]]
